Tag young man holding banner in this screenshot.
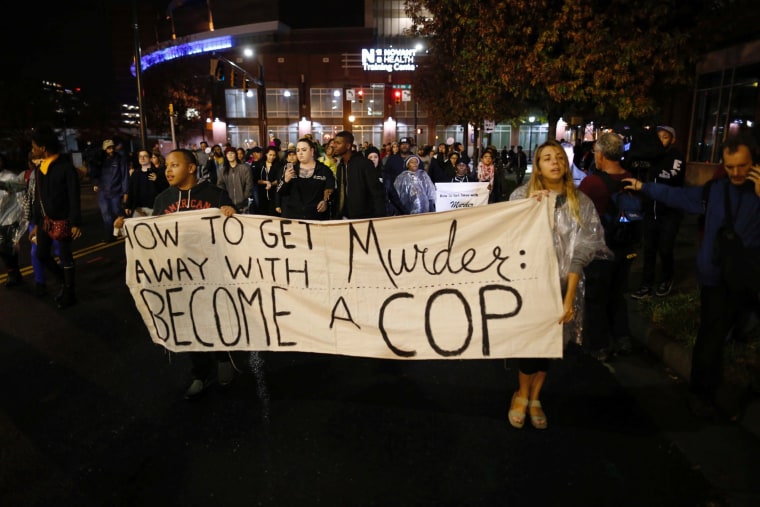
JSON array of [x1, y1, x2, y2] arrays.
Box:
[[152, 148, 237, 400]]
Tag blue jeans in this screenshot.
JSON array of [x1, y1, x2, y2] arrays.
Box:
[[97, 193, 123, 238], [35, 225, 73, 281], [29, 222, 60, 284]]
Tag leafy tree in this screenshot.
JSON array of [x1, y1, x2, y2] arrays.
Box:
[[142, 59, 212, 145], [406, 0, 704, 137]]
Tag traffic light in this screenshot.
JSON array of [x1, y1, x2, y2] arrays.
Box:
[[357, 89, 364, 104], [242, 78, 248, 93], [394, 90, 402, 104], [230, 70, 235, 88]]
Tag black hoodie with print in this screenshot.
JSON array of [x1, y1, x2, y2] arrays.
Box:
[[152, 180, 233, 216]]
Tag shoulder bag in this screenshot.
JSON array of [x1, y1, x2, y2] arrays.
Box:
[[38, 186, 72, 241]]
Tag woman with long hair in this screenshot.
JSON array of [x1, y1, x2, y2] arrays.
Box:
[[507, 140, 610, 429], [253, 146, 283, 215], [218, 146, 253, 213], [277, 138, 334, 220]]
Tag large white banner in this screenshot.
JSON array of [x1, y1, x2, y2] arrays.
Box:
[[435, 182, 490, 211], [124, 198, 563, 360]]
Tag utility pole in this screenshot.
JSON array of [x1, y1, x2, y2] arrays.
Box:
[[169, 104, 177, 149], [132, 0, 147, 149], [258, 59, 267, 145]]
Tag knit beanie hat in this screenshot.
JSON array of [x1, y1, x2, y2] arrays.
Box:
[[405, 155, 422, 168]]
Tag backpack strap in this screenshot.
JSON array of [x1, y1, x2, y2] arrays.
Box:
[[595, 170, 623, 217], [595, 170, 623, 194]]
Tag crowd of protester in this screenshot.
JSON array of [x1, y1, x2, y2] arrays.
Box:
[[2, 125, 758, 424]]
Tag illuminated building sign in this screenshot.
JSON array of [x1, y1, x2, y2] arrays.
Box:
[[131, 36, 233, 76], [361, 48, 416, 72]]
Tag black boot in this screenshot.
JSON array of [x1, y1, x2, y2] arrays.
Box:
[[4, 269, 23, 287], [55, 266, 77, 309]]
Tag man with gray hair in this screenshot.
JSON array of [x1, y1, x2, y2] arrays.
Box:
[[577, 132, 638, 360]]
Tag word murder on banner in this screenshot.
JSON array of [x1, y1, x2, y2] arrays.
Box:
[[124, 199, 563, 360]]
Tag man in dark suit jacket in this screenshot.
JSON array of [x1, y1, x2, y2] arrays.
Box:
[[330, 131, 386, 219]]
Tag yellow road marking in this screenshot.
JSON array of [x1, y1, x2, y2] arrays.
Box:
[[0, 238, 125, 282]]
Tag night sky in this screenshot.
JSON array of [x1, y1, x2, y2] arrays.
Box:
[[5, 1, 364, 106], [5, 2, 149, 103]]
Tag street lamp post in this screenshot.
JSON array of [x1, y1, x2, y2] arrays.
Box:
[[527, 116, 536, 163]]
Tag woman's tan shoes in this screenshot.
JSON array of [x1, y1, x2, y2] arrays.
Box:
[[508, 393, 529, 429], [528, 400, 548, 430]]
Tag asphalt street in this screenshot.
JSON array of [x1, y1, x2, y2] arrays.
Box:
[[1, 182, 759, 506]]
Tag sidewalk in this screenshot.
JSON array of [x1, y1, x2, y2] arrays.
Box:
[[625, 212, 760, 438], [628, 299, 760, 437], [613, 212, 760, 506]]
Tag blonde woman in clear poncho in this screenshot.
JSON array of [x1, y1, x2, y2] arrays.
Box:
[[507, 140, 612, 429]]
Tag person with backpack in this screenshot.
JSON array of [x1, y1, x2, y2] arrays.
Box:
[[578, 133, 640, 360], [623, 131, 760, 419], [630, 125, 685, 299]]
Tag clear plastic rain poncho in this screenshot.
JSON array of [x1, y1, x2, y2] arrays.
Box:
[[0, 170, 28, 252], [510, 184, 613, 346], [393, 169, 437, 214]]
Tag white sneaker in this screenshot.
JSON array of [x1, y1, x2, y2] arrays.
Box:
[[218, 361, 234, 386]]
